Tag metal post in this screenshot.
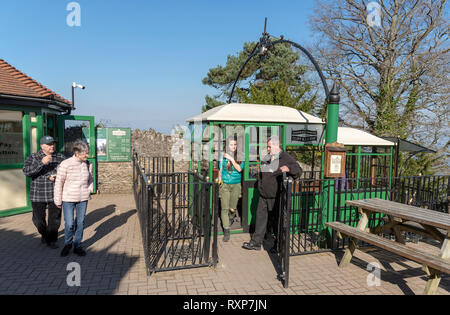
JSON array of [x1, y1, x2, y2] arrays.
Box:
[[324, 82, 340, 246], [326, 82, 340, 144]]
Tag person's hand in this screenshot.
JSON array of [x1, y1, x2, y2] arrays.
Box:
[[223, 153, 234, 161], [280, 166, 290, 173], [56, 204, 62, 209], [42, 155, 52, 165], [48, 176, 56, 182]]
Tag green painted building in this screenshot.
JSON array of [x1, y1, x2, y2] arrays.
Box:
[[0, 59, 95, 217]]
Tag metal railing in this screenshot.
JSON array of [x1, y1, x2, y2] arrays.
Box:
[[136, 154, 175, 175], [277, 174, 449, 288], [132, 153, 219, 275], [280, 174, 449, 255], [391, 175, 449, 213]]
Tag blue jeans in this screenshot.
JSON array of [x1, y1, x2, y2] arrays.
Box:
[[62, 201, 88, 248]]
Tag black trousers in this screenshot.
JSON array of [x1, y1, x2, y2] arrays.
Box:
[[251, 196, 279, 245], [31, 202, 61, 243]]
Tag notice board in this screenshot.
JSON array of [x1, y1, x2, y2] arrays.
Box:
[[96, 128, 131, 162]]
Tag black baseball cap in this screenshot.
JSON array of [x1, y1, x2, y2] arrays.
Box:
[[40, 136, 55, 145]]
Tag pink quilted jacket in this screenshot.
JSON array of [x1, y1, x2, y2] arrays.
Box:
[[54, 156, 94, 206]]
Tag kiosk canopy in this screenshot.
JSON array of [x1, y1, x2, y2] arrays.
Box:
[[187, 103, 324, 124], [337, 127, 395, 146]]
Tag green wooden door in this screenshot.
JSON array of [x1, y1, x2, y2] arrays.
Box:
[[57, 115, 97, 193]]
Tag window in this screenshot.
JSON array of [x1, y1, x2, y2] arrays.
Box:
[[63, 120, 91, 157], [246, 125, 282, 179], [0, 110, 23, 165]]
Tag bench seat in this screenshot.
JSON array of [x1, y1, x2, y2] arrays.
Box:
[[326, 221, 450, 274]]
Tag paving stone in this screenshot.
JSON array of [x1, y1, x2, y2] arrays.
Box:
[[0, 194, 448, 295]]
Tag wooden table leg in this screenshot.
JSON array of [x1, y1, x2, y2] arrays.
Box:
[[371, 217, 397, 234], [378, 215, 406, 244], [423, 230, 449, 295], [392, 221, 406, 245], [339, 208, 370, 268]]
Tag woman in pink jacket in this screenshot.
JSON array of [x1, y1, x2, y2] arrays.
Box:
[[54, 140, 93, 257]]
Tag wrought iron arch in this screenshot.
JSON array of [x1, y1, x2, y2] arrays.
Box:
[[228, 19, 330, 104]]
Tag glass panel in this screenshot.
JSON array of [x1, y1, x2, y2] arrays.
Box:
[[0, 110, 23, 165], [46, 114, 57, 138], [224, 125, 245, 162], [30, 127, 37, 153], [245, 125, 283, 180], [63, 120, 90, 157], [248, 126, 258, 162], [248, 163, 259, 179]]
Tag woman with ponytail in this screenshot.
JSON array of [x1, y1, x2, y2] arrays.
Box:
[[218, 136, 244, 242]]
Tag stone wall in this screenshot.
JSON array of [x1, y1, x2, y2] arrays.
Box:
[[97, 128, 188, 194], [97, 162, 133, 194]]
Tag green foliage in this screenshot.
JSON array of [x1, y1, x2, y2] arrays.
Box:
[[202, 95, 225, 112], [236, 80, 317, 113], [398, 152, 446, 176], [202, 41, 318, 113]]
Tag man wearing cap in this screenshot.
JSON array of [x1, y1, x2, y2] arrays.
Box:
[[23, 136, 66, 249]]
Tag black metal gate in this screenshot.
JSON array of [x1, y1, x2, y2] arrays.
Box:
[[133, 154, 219, 275]]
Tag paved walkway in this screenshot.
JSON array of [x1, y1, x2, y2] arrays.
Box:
[[0, 194, 448, 295]]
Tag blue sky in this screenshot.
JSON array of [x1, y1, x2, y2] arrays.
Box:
[[0, 0, 318, 133]]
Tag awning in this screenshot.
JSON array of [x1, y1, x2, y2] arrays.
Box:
[[337, 127, 395, 146], [186, 103, 324, 124], [381, 137, 436, 153]]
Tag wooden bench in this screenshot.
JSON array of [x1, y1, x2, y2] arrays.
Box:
[[326, 198, 450, 295], [326, 221, 450, 274]]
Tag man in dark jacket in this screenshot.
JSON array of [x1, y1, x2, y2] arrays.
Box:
[[243, 136, 302, 250], [23, 136, 66, 249]]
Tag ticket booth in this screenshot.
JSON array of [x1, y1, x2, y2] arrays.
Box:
[[0, 59, 95, 217], [186, 103, 325, 233]]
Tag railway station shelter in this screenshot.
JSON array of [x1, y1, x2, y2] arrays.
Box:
[[186, 103, 396, 233]]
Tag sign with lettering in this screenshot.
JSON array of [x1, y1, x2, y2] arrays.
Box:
[[324, 142, 347, 178], [96, 128, 131, 162], [0, 112, 23, 165], [286, 124, 324, 145]]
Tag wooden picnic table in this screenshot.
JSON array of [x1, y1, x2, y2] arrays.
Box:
[[326, 198, 450, 295]]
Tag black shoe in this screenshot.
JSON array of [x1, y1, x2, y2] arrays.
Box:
[[60, 244, 72, 257], [223, 229, 230, 242], [73, 247, 86, 257], [242, 241, 261, 251], [47, 242, 59, 249]]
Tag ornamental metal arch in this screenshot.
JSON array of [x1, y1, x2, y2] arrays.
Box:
[[228, 18, 330, 104]]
